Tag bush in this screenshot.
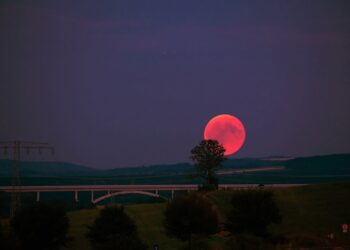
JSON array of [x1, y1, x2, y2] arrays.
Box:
[[0, 222, 4, 247], [164, 193, 219, 248], [89, 234, 147, 250], [11, 202, 70, 250], [180, 237, 211, 250], [0, 221, 17, 250], [226, 190, 282, 237], [287, 234, 330, 249], [226, 234, 269, 250], [86, 205, 146, 250]]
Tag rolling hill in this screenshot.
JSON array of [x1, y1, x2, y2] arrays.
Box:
[[0, 154, 349, 185]]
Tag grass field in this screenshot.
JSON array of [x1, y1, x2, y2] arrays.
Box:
[[65, 203, 185, 250], [63, 183, 350, 250]]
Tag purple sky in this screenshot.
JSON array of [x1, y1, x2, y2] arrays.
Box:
[[1, 1, 350, 168]]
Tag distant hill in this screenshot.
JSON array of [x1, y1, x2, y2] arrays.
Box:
[[0, 154, 349, 185], [223, 157, 286, 168], [285, 154, 350, 169], [98, 158, 286, 177], [0, 160, 95, 177], [285, 154, 350, 174], [98, 163, 193, 177], [0, 157, 286, 177]]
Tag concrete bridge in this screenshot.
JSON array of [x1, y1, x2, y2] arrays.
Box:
[[0, 184, 306, 204]]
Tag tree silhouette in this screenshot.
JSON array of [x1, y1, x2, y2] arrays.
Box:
[[191, 139, 226, 190], [164, 193, 219, 249], [11, 202, 70, 250], [86, 205, 146, 250], [226, 190, 282, 237]]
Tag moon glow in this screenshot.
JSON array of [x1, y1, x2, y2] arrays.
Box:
[[204, 114, 246, 156]]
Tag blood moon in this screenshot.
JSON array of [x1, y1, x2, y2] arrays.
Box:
[[204, 114, 246, 156]]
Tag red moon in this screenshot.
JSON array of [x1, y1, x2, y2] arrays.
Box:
[[204, 114, 246, 156]]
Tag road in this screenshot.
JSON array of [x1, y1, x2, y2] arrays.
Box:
[[217, 166, 285, 175]]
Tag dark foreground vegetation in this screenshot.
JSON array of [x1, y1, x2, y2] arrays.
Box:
[[164, 193, 219, 249], [86, 206, 147, 250], [1, 183, 350, 250]]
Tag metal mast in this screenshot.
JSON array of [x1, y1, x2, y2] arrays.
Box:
[[0, 140, 54, 216]]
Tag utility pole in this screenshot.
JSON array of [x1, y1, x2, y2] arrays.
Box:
[[0, 140, 54, 216]]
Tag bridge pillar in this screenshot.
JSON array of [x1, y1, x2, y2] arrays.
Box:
[[36, 191, 40, 202], [74, 191, 79, 202], [171, 190, 174, 199], [91, 191, 94, 202], [155, 190, 158, 195]]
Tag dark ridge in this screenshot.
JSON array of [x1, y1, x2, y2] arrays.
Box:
[[285, 154, 350, 169]]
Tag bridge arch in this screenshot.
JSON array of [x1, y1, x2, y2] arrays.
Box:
[[92, 190, 168, 204]]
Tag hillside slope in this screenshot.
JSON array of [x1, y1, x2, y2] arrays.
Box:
[[0, 154, 349, 185]]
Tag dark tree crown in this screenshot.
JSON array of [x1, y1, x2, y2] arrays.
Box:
[[87, 205, 147, 250], [164, 193, 219, 241], [11, 202, 70, 250], [190, 139, 226, 188], [191, 139, 226, 168], [226, 190, 282, 237]]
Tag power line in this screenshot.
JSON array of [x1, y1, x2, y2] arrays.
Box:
[[0, 140, 54, 216]]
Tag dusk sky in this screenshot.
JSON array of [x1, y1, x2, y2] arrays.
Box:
[[1, 1, 349, 168]]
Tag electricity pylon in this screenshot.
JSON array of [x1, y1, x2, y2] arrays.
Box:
[[0, 140, 54, 216]]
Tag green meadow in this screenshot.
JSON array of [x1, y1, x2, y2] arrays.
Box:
[[63, 183, 350, 250]]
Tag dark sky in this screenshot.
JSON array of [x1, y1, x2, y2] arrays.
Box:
[[1, 0, 350, 168]]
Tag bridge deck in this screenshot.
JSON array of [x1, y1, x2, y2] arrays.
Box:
[[0, 184, 307, 192]]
